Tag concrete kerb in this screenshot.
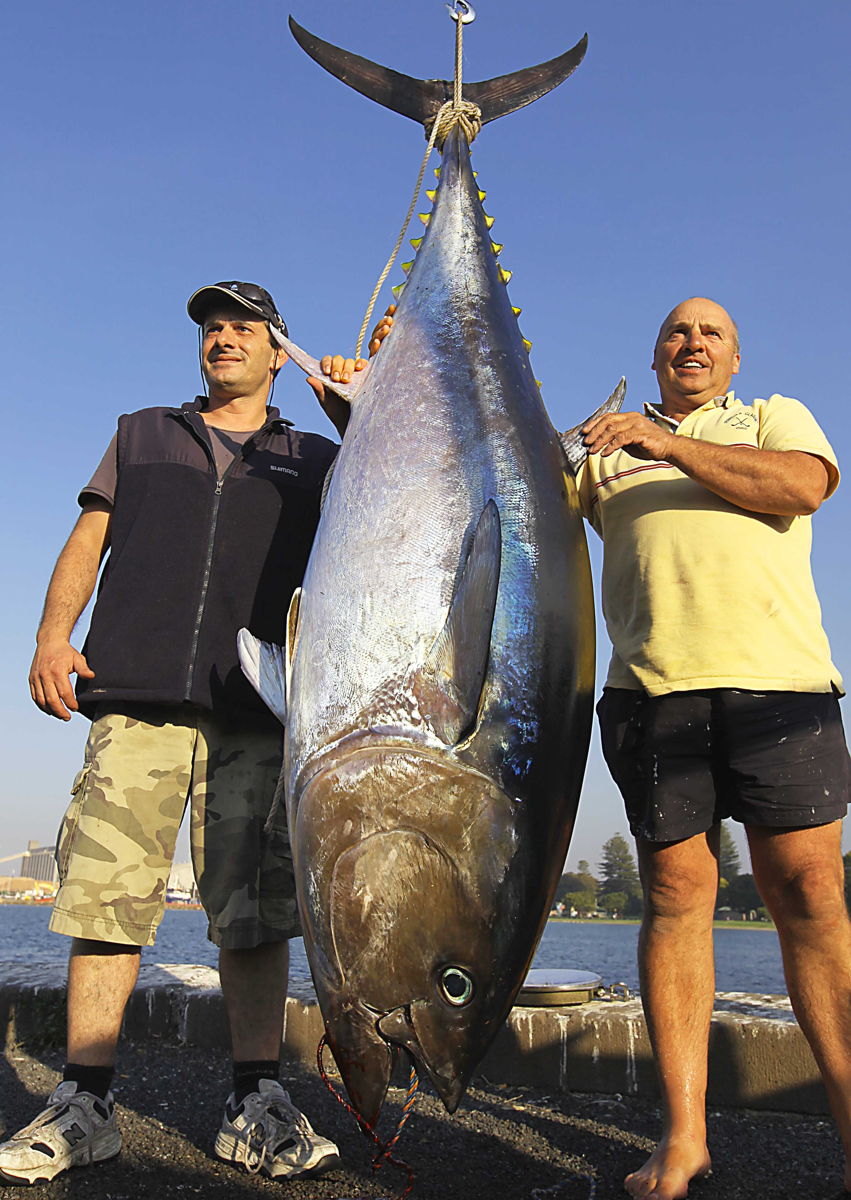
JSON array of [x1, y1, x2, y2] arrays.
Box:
[[0, 964, 828, 1116]]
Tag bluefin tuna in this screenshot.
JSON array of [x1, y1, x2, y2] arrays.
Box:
[[239, 16, 624, 1129]]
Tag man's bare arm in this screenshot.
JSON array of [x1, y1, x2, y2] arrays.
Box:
[[30, 499, 113, 721], [582, 411, 829, 516]]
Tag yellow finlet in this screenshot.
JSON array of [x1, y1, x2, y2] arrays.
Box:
[[426, 188, 437, 202], [392, 283, 406, 300], [401, 261, 414, 275], [434, 167, 441, 178], [512, 306, 522, 317], [490, 241, 504, 257], [522, 338, 533, 353], [498, 266, 513, 284], [418, 213, 430, 226], [473, 170, 478, 178], [410, 236, 423, 249], [478, 189, 486, 202], [484, 214, 495, 230], [535, 379, 543, 389]]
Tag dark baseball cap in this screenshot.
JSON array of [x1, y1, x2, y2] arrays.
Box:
[[187, 281, 289, 339]]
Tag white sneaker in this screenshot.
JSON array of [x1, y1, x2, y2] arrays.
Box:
[[215, 1079, 340, 1179], [0, 1081, 121, 1185]]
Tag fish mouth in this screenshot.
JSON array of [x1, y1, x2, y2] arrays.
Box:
[[377, 1005, 467, 1113]]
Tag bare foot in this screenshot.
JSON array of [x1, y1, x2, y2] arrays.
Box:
[[624, 1133, 711, 1199]]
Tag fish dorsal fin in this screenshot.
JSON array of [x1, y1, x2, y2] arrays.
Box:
[[237, 628, 288, 726], [559, 377, 626, 476], [422, 500, 501, 745], [285, 587, 302, 693]]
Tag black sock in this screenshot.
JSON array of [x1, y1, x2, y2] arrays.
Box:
[[232, 1060, 280, 1105], [63, 1063, 115, 1101]]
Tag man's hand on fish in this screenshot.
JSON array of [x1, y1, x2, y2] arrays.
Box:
[[582, 410, 675, 462], [306, 305, 396, 438]]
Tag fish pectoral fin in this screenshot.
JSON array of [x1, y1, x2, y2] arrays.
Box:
[[559, 376, 626, 475], [272, 328, 365, 404], [237, 629, 287, 726], [285, 588, 301, 698], [421, 499, 501, 745]]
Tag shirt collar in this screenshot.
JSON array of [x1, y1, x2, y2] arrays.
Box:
[[644, 390, 737, 427]]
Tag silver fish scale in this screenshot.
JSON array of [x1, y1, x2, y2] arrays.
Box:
[[286, 126, 591, 803]]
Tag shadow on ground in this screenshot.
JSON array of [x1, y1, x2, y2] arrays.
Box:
[[0, 1040, 844, 1199]]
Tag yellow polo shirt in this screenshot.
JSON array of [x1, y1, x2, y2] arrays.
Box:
[[575, 392, 842, 696]]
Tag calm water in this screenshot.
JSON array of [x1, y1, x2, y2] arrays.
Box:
[[0, 905, 787, 995]]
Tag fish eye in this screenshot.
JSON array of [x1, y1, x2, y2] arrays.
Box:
[[439, 966, 475, 1007]]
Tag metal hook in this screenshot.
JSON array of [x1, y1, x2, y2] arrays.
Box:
[[446, 0, 475, 23]]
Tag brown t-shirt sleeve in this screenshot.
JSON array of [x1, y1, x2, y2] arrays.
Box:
[[78, 432, 118, 508]]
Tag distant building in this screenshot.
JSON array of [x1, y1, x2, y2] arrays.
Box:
[[22, 841, 59, 885], [0, 876, 54, 897], [167, 860, 198, 902]]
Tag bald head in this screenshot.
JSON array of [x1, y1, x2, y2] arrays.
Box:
[[651, 297, 741, 416], [656, 298, 739, 355]]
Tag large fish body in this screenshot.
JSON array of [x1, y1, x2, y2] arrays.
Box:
[[281, 120, 596, 1126]]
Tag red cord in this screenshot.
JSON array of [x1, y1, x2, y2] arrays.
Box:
[[317, 1033, 418, 1195]]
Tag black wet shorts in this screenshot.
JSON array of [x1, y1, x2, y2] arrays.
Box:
[[597, 687, 850, 843]]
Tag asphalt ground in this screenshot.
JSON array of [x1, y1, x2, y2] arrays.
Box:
[[0, 1040, 846, 1200]]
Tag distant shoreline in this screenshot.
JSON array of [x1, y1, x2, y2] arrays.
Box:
[[0, 901, 774, 930], [0, 899, 203, 911], [547, 916, 776, 931]]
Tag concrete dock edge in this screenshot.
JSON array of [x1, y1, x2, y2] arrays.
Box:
[[0, 964, 827, 1115]]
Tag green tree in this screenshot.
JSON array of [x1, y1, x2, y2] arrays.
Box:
[[598, 833, 640, 899], [726, 873, 763, 913], [563, 891, 596, 915], [601, 892, 627, 916], [576, 860, 599, 896], [719, 822, 741, 882]]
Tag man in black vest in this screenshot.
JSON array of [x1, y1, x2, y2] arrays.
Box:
[[2, 283, 389, 1185]]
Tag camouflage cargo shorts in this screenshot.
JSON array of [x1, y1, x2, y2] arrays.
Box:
[[50, 704, 300, 950]]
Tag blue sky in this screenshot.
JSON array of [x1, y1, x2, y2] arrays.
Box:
[[2, 0, 850, 874]]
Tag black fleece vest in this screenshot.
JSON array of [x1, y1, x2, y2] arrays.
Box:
[[76, 399, 337, 717]]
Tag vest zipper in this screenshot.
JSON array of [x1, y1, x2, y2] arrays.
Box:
[[183, 423, 269, 703]]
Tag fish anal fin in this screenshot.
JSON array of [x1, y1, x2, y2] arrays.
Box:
[[237, 628, 288, 726], [559, 377, 626, 476], [419, 500, 501, 745]]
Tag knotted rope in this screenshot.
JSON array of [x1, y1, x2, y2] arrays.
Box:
[[317, 1034, 419, 1195], [353, 8, 482, 359]]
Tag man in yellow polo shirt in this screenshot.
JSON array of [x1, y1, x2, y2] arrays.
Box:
[[577, 297, 851, 1200]]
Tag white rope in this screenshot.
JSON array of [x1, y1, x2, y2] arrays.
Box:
[[353, 14, 482, 360]]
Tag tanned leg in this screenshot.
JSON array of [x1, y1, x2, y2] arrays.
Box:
[[625, 831, 718, 1200], [66, 939, 142, 1066], [748, 821, 851, 1191], [219, 941, 290, 1060]]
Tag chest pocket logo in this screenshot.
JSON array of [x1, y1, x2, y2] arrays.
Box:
[[725, 412, 756, 430]]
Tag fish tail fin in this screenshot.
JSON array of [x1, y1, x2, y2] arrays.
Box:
[[289, 17, 587, 127], [559, 377, 627, 476], [237, 629, 288, 726]]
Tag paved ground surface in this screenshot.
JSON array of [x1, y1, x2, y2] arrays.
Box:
[[0, 1039, 846, 1199]]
